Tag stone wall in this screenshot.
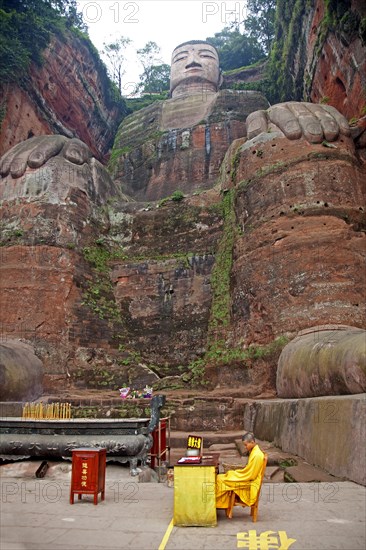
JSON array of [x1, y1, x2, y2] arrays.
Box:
[[243, 394, 366, 485]]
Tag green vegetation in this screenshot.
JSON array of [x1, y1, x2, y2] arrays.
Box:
[[230, 147, 241, 183], [208, 190, 236, 333], [0, 98, 6, 128], [138, 64, 170, 95], [81, 276, 120, 321], [83, 243, 126, 271], [0, 224, 25, 246], [73, 365, 120, 389], [69, 29, 125, 111], [0, 0, 84, 83], [185, 358, 207, 387], [107, 146, 132, 173], [177, 188, 289, 386], [206, 0, 275, 70], [158, 190, 185, 207], [171, 190, 185, 201], [136, 41, 169, 95], [81, 242, 125, 321], [264, 0, 365, 104], [264, 0, 307, 103], [183, 335, 289, 388], [124, 93, 168, 114], [207, 28, 265, 71], [360, 17, 366, 45], [280, 458, 298, 469], [206, 336, 289, 367], [101, 36, 132, 95], [223, 58, 267, 76]]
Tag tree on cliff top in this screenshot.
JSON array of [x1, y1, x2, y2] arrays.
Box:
[[206, 27, 264, 71], [138, 64, 170, 95], [245, 0, 276, 55], [0, 0, 87, 83], [136, 41, 167, 95], [102, 36, 132, 95], [205, 0, 275, 71], [0, 0, 86, 31]]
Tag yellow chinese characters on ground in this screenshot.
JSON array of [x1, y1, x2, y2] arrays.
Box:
[[81, 461, 88, 488], [237, 530, 296, 550]]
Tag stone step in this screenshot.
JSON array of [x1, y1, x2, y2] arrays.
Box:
[[169, 430, 245, 448], [168, 432, 344, 483], [265, 466, 281, 480], [284, 463, 342, 483]]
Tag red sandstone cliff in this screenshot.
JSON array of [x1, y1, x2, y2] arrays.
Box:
[[0, 30, 127, 162], [303, 0, 366, 120], [225, 2, 365, 122]]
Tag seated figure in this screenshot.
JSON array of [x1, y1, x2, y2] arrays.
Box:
[[0, 39, 361, 391], [216, 432, 265, 510], [0, 40, 351, 191]]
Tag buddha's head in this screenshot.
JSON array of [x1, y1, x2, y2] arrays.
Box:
[[170, 40, 222, 98]]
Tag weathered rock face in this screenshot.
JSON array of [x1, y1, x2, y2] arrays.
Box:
[[0, 133, 227, 391], [110, 90, 269, 201], [226, 131, 366, 347], [112, 254, 215, 367], [301, 0, 366, 119], [1, 119, 365, 397], [276, 325, 366, 398], [0, 340, 43, 401], [0, 137, 122, 390], [0, 31, 127, 162], [107, 192, 224, 371]]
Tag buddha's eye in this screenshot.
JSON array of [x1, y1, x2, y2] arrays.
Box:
[[173, 54, 188, 63]]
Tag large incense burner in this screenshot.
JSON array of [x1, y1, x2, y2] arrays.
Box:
[[0, 395, 165, 475]]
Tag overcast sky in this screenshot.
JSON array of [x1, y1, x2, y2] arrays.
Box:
[[77, 0, 246, 94]]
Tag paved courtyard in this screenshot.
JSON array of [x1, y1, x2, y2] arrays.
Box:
[[1, 462, 365, 550]]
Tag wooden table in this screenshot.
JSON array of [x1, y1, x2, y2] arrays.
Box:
[[173, 453, 220, 526]]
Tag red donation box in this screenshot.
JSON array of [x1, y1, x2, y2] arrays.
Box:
[[70, 447, 106, 505]]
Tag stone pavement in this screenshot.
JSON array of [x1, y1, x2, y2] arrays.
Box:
[[1, 460, 365, 550]]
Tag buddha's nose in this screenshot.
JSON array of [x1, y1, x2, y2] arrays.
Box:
[[186, 60, 202, 69]]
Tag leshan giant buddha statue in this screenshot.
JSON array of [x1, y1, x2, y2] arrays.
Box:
[[0, 40, 363, 393], [108, 40, 352, 201], [1, 39, 351, 202]]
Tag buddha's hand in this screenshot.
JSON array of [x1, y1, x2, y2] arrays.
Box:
[[246, 102, 351, 143], [0, 135, 92, 179]]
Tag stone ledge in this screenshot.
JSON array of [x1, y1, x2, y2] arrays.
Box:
[[284, 464, 341, 483]]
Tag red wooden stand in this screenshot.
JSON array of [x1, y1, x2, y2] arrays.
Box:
[[70, 447, 106, 505], [150, 418, 168, 469]]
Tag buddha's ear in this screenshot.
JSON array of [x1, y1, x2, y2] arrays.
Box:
[[218, 69, 224, 89]]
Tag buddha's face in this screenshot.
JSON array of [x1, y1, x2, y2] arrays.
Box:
[[170, 42, 221, 96]]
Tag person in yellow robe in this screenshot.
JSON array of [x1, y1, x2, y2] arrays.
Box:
[[216, 432, 264, 509]]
